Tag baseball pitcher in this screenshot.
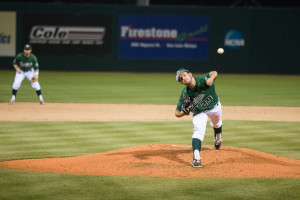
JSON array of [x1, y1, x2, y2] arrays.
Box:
[[175, 68, 222, 168], [10, 44, 45, 105]]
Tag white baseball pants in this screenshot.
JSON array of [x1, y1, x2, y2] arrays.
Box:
[[12, 68, 41, 91], [192, 102, 222, 141]]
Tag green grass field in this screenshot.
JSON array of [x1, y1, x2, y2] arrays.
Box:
[[0, 70, 299, 106], [0, 70, 299, 200]]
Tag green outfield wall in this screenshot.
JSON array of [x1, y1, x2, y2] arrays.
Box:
[[0, 2, 299, 74]]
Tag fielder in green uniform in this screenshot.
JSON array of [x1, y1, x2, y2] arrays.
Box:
[[175, 68, 222, 168], [10, 44, 45, 104]]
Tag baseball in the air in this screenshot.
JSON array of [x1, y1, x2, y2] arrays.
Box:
[[217, 48, 224, 54]]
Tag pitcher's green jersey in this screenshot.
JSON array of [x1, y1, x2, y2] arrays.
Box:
[[176, 72, 219, 113], [13, 53, 39, 72]]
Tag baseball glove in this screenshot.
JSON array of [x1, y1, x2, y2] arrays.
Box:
[[181, 93, 191, 115], [31, 75, 39, 83]]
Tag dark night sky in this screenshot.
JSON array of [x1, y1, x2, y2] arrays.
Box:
[[2, 0, 300, 7]]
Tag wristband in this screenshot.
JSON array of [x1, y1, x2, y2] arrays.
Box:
[[35, 71, 39, 76]]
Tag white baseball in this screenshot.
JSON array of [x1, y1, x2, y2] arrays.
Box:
[[217, 48, 224, 54]]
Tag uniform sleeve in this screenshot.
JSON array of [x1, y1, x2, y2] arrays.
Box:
[[198, 73, 210, 89], [32, 54, 39, 69], [12, 54, 19, 66], [176, 93, 183, 110], [176, 87, 188, 110]]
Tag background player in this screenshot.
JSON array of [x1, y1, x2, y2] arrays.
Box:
[[10, 44, 45, 105], [175, 68, 222, 168]]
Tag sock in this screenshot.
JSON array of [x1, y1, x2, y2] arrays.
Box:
[[36, 90, 42, 96], [192, 138, 201, 160], [12, 89, 17, 96], [11, 89, 17, 101], [36, 90, 43, 101]]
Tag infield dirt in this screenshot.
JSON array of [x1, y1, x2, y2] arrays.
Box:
[[1, 102, 300, 122]]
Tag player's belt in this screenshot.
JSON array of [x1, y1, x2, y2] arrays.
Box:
[[192, 102, 220, 116], [205, 102, 219, 111]]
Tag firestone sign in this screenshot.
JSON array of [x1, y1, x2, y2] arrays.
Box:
[[119, 15, 210, 60]]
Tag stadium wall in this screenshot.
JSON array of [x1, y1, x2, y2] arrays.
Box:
[[0, 2, 299, 74]]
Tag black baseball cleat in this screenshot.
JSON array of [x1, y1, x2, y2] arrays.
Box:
[[214, 140, 221, 150], [192, 159, 202, 168], [214, 133, 222, 150]]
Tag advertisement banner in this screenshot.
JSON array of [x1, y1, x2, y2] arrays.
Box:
[[119, 15, 209, 60], [22, 14, 112, 57], [0, 11, 16, 57]]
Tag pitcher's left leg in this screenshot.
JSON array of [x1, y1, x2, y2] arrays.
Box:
[[192, 112, 208, 167]]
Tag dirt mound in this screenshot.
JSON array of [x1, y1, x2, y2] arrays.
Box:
[[1, 103, 299, 178], [1, 144, 299, 178]]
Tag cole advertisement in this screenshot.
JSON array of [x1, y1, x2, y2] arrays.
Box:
[[119, 15, 209, 60], [22, 14, 112, 57], [0, 11, 16, 57]]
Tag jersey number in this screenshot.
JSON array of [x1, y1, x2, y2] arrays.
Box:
[[200, 95, 213, 107]]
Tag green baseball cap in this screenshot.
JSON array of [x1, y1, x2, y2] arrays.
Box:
[[24, 44, 32, 50], [175, 68, 190, 82]]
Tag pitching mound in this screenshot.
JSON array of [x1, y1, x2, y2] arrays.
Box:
[[1, 144, 299, 178]]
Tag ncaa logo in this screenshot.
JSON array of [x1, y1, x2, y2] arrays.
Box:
[[224, 30, 245, 50]]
